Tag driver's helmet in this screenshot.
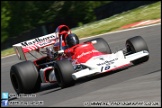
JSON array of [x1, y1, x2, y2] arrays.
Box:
[[65, 33, 79, 47], [55, 24, 71, 41]]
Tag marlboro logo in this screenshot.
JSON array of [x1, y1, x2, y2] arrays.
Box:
[[21, 35, 56, 47]]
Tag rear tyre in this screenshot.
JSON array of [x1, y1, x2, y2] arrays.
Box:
[[10, 61, 41, 94], [54, 59, 75, 88], [84, 38, 112, 54], [126, 36, 149, 64]]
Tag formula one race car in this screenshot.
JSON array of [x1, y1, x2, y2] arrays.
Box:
[[10, 25, 149, 94]]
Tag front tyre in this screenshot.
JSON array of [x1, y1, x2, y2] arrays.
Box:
[[126, 36, 149, 64], [84, 38, 112, 54], [54, 59, 75, 88], [10, 61, 41, 94]]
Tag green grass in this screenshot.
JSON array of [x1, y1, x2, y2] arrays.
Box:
[[71, 1, 161, 38], [1, 48, 15, 57], [1, 1, 161, 57]]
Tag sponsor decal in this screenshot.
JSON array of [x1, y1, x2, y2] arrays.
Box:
[[36, 39, 53, 47], [99, 58, 104, 60], [97, 58, 118, 66], [77, 49, 98, 59], [21, 35, 56, 47]]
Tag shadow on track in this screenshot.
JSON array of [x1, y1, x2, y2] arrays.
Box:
[[38, 83, 61, 95]]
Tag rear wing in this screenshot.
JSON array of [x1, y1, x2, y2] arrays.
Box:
[[13, 32, 58, 60]]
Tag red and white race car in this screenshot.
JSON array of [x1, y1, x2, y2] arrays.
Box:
[[10, 25, 149, 94]]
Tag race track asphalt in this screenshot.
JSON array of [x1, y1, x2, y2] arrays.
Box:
[[1, 24, 161, 107]]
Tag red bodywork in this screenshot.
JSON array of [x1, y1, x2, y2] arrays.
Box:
[[33, 43, 104, 67], [60, 43, 106, 63]]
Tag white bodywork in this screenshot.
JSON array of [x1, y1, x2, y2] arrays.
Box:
[[72, 50, 149, 80], [39, 50, 149, 82]]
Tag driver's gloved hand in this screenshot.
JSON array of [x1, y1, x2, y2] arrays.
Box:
[[57, 50, 64, 54], [53, 50, 64, 59]]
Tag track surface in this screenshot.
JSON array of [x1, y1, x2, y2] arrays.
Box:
[[1, 24, 161, 107]]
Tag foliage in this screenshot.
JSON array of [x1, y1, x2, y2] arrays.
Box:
[[1, 1, 11, 42], [1, 1, 110, 43]]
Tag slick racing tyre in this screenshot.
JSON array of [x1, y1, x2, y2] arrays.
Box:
[[54, 59, 75, 88], [84, 38, 112, 54], [10, 61, 41, 94], [126, 36, 149, 64]]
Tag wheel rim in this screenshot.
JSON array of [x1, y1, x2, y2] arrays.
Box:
[[126, 43, 135, 54]]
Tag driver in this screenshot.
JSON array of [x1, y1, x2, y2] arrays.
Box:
[[54, 24, 71, 51], [46, 24, 79, 60], [56, 33, 80, 60]]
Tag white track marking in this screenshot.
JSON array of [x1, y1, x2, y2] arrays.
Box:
[[80, 23, 161, 40]]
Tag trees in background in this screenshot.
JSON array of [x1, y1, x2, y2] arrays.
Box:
[[1, 1, 11, 42], [1, 1, 110, 43]]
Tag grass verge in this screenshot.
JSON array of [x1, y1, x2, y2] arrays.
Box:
[[1, 48, 15, 57], [71, 1, 161, 37]]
